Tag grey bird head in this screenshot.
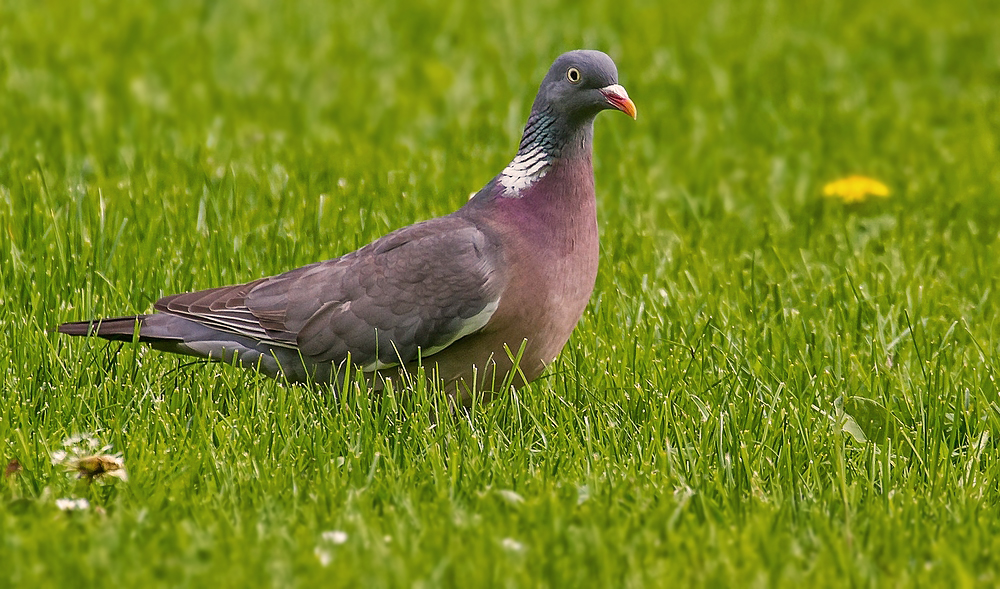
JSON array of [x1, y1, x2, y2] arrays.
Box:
[[490, 50, 635, 197], [530, 50, 637, 127]]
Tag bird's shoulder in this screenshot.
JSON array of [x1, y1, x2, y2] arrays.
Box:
[[261, 212, 502, 294], [255, 212, 507, 364]]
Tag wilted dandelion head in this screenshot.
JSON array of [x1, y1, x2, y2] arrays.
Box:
[[74, 454, 128, 482], [4, 459, 22, 478], [51, 434, 128, 482], [823, 175, 890, 204]]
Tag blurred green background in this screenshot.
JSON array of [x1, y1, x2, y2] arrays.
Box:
[[2, 0, 1000, 586]]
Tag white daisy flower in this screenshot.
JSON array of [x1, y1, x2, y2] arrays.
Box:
[[321, 530, 348, 545], [55, 497, 90, 511]]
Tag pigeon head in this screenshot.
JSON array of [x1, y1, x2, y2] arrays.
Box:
[[493, 50, 635, 197], [532, 50, 637, 125]]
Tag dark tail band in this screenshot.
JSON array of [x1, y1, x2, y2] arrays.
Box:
[[58, 316, 151, 342]]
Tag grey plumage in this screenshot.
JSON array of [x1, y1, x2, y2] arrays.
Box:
[[59, 50, 636, 398]]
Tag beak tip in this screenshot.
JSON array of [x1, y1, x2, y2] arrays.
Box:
[[617, 98, 637, 120], [601, 84, 637, 121]]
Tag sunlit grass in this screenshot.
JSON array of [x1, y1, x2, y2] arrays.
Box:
[[2, 0, 1000, 586]]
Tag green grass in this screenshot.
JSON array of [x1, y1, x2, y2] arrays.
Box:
[[3, 0, 1000, 586]]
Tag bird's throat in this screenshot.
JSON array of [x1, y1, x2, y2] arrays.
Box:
[[497, 112, 595, 198]]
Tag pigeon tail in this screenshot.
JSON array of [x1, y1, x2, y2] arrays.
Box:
[[58, 314, 301, 380], [58, 315, 187, 343], [59, 316, 150, 341]]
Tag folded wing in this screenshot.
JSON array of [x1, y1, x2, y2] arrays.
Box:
[[154, 215, 504, 372]]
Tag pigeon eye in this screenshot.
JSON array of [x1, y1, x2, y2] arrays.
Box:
[[566, 67, 581, 84]]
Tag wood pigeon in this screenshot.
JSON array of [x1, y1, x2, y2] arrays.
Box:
[[59, 49, 636, 398]]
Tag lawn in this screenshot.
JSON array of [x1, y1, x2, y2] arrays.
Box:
[[2, 0, 1000, 586]]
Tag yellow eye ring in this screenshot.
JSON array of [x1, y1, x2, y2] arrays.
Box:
[[566, 67, 581, 84]]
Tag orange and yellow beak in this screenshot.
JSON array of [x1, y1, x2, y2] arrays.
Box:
[[600, 84, 637, 120]]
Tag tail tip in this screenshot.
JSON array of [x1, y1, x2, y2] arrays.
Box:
[[56, 321, 96, 337]]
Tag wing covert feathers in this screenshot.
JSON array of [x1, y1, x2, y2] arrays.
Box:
[[148, 215, 504, 369]]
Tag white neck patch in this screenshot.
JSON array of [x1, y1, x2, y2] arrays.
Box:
[[498, 144, 551, 196]]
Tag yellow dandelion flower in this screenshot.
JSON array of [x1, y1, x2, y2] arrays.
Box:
[[823, 175, 890, 204]]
